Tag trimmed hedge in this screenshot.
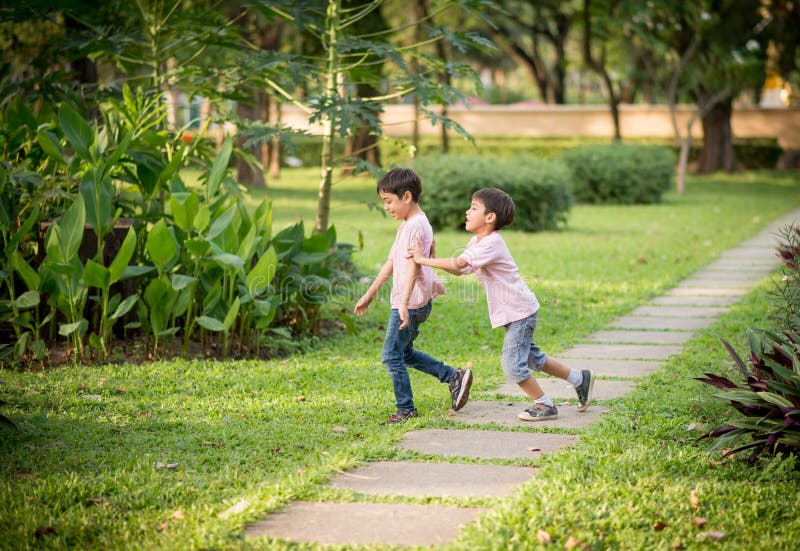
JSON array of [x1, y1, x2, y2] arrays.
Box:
[[562, 144, 675, 204], [281, 136, 782, 171], [413, 154, 573, 232]]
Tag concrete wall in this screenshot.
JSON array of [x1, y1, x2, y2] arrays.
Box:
[[279, 104, 800, 149]]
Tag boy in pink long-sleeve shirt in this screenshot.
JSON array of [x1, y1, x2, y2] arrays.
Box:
[[411, 188, 593, 421]]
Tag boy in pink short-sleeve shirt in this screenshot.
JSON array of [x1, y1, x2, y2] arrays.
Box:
[[354, 168, 473, 425], [411, 188, 595, 422]]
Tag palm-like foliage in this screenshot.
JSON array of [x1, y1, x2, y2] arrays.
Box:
[[697, 326, 800, 463]]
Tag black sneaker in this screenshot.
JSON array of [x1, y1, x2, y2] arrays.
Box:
[[385, 409, 418, 425], [575, 369, 594, 412], [518, 403, 559, 421], [449, 368, 473, 411]]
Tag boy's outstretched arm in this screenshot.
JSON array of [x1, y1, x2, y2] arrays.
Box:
[[409, 241, 467, 275], [397, 257, 418, 330], [354, 259, 392, 316]]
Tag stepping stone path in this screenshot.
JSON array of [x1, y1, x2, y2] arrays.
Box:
[[244, 209, 800, 547]]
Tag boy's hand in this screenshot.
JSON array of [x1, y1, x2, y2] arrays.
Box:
[[354, 293, 372, 316], [408, 238, 424, 263], [398, 307, 409, 330]]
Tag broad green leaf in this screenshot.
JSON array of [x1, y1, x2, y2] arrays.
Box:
[[84, 260, 110, 289], [207, 204, 237, 241], [193, 205, 211, 233], [247, 247, 278, 294], [13, 291, 40, 309], [146, 220, 178, 273], [58, 103, 94, 160], [59, 319, 88, 337], [205, 137, 233, 200], [109, 227, 137, 284], [110, 294, 139, 320], [120, 265, 156, 280], [172, 274, 198, 291], [303, 232, 330, 253], [212, 253, 244, 271], [9, 252, 40, 290], [56, 195, 86, 262], [293, 251, 328, 265], [5, 206, 40, 257], [37, 129, 66, 165], [223, 298, 240, 331], [196, 315, 225, 332], [80, 169, 114, 236], [170, 192, 200, 232], [184, 238, 210, 258], [253, 199, 273, 244]]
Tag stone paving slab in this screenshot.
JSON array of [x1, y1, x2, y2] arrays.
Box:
[[562, 344, 682, 360], [557, 358, 662, 377], [400, 429, 579, 460], [330, 461, 537, 498], [584, 330, 695, 345], [667, 286, 750, 297], [610, 315, 714, 330], [631, 305, 728, 317], [451, 401, 607, 429], [649, 295, 742, 306], [717, 248, 779, 259], [680, 277, 762, 287], [494, 379, 635, 400], [244, 501, 485, 546], [689, 270, 768, 280]]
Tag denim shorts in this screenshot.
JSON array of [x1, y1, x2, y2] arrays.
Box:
[[501, 312, 549, 383]]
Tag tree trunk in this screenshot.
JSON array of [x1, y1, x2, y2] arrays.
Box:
[[235, 95, 266, 188], [268, 101, 281, 179], [697, 99, 736, 173], [315, 0, 341, 234]]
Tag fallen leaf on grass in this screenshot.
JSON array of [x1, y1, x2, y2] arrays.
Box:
[[34, 526, 55, 538], [84, 497, 107, 507], [155, 462, 179, 470], [332, 426, 347, 433], [696, 531, 727, 541], [691, 517, 707, 527], [296, 395, 306, 402], [690, 489, 699, 509], [564, 535, 587, 550], [653, 520, 667, 531], [536, 529, 551, 544], [171, 510, 185, 521], [218, 499, 250, 519], [15, 471, 35, 479], [155, 523, 168, 532]]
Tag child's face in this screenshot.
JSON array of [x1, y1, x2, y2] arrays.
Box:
[[465, 199, 495, 234], [379, 190, 414, 220]]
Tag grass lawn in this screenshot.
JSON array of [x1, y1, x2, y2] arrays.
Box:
[[1, 168, 800, 549]]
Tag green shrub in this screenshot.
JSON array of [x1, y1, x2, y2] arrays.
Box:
[[562, 144, 675, 204], [414, 154, 572, 232]]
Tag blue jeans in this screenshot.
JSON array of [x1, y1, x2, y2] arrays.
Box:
[[502, 312, 549, 383], [381, 301, 456, 412]]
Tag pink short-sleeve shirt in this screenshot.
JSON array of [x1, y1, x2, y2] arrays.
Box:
[[457, 231, 539, 328], [389, 211, 445, 309]]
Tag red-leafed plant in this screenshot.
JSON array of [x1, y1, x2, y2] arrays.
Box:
[[697, 224, 800, 463], [697, 329, 800, 463]]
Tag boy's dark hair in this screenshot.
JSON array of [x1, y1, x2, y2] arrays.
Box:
[[377, 168, 422, 203], [473, 188, 515, 230]]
